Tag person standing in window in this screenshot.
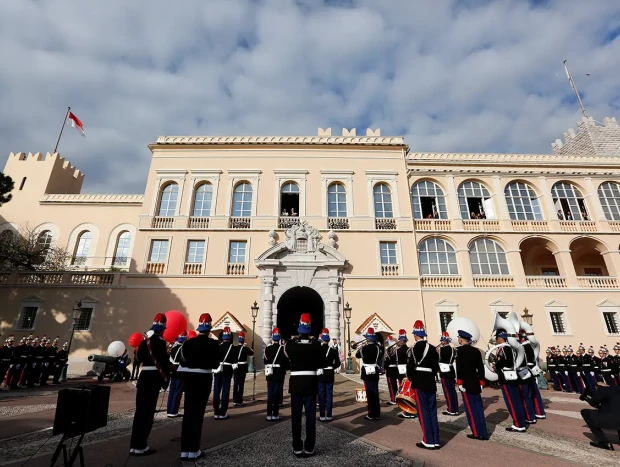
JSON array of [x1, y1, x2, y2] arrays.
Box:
[[291, 208, 298, 217], [282, 209, 289, 216], [566, 211, 573, 220]]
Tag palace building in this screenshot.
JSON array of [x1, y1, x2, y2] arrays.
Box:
[[1, 117, 620, 371]]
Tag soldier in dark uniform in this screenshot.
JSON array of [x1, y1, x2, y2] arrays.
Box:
[[167, 332, 187, 418], [264, 327, 288, 421], [519, 332, 545, 422], [613, 343, 620, 385], [356, 327, 381, 421], [179, 313, 220, 461], [581, 346, 597, 392], [407, 320, 440, 450], [384, 335, 398, 405], [599, 346, 616, 385], [566, 346, 584, 394], [129, 313, 171, 457], [455, 329, 488, 441], [284, 313, 323, 457], [318, 328, 340, 422], [9, 337, 27, 389], [438, 331, 459, 416], [53, 341, 68, 384], [391, 330, 412, 418], [18, 335, 33, 388], [557, 346, 573, 392], [580, 382, 620, 450], [28, 336, 44, 387], [213, 326, 235, 419], [495, 329, 526, 432], [0, 335, 14, 388], [232, 331, 254, 406], [39, 337, 57, 386], [546, 347, 561, 391]]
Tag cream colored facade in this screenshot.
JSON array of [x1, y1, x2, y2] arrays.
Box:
[[2, 118, 620, 370]]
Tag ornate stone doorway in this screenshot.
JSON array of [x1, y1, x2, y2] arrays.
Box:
[[276, 286, 324, 340], [255, 221, 347, 345]]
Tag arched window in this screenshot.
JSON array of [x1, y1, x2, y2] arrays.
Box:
[[72, 231, 92, 265], [280, 182, 300, 216], [232, 182, 253, 217], [113, 231, 131, 266], [192, 183, 213, 217], [598, 181, 620, 221], [551, 182, 588, 221], [419, 238, 458, 275], [469, 238, 509, 275], [157, 183, 179, 217], [458, 181, 492, 219], [373, 183, 393, 218], [411, 180, 447, 219], [504, 182, 542, 221], [328, 183, 347, 217], [37, 231, 53, 260]]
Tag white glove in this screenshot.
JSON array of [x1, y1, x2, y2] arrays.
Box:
[[480, 386, 484, 391], [458, 385, 465, 392], [590, 372, 595, 376], [564, 371, 568, 375]]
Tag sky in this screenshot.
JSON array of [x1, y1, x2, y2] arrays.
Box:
[[1, 0, 619, 194]]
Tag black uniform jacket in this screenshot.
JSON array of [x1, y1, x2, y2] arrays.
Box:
[[217, 341, 238, 376], [580, 354, 594, 372], [406, 340, 439, 393], [546, 355, 557, 371], [615, 355, 620, 375], [285, 336, 323, 396], [592, 356, 602, 374], [455, 344, 485, 395], [567, 354, 581, 373], [136, 333, 172, 389], [385, 344, 408, 379], [439, 344, 456, 379], [600, 356, 615, 376], [169, 343, 183, 376], [263, 342, 289, 382], [318, 343, 341, 383], [495, 344, 520, 386], [586, 385, 620, 430], [180, 333, 220, 372], [356, 342, 381, 382], [522, 342, 536, 368], [15, 344, 28, 368], [0, 345, 12, 366], [233, 344, 254, 374], [556, 355, 568, 373], [56, 349, 67, 366]]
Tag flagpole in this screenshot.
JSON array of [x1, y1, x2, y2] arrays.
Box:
[[563, 60, 588, 118], [53, 107, 71, 153]]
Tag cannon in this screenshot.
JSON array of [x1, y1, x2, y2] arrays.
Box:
[[88, 354, 118, 364], [88, 354, 131, 383]]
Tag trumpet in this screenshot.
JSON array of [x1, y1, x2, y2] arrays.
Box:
[[350, 338, 371, 350]]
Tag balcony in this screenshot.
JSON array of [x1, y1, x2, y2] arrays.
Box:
[[463, 220, 500, 231], [187, 217, 209, 229], [145, 262, 166, 274], [511, 220, 549, 232], [473, 276, 515, 288], [70, 273, 115, 285], [151, 216, 174, 229], [227, 263, 246, 275], [229, 217, 251, 229], [421, 276, 463, 288], [577, 276, 618, 289], [327, 217, 350, 230], [559, 221, 597, 232], [375, 218, 396, 230], [414, 219, 452, 231], [526, 276, 567, 288], [18, 272, 63, 284], [183, 263, 202, 275], [0, 271, 122, 287], [381, 264, 399, 276], [278, 216, 300, 229], [609, 222, 620, 232]]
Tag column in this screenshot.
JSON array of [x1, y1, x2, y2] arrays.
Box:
[[553, 250, 578, 287], [492, 175, 511, 230], [583, 177, 606, 224], [507, 250, 526, 287], [261, 276, 275, 344], [445, 175, 463, 230], [328, 277, 341, 341], [537, 176, 559, 231], [456, 249, 474, 287]]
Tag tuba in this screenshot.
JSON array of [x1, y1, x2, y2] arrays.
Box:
[[484, 312, 525, 381], [518, 319, 539, 360]]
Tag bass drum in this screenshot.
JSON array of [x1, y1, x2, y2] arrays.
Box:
[[355, 388, 367, 403], [395, 378, 417, 415]]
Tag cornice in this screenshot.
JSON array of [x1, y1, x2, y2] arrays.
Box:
[[152, 135, 406, 147], [41, 194, 144, 205], [407, 152, 620, 167]]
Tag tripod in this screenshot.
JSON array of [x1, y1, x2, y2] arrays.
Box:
[[50, 433, 85, 467]]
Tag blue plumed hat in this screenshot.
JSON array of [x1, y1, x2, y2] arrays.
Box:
[[365, 327, 377, 341], [197, 313, 212, 333], [222, 326, 232, 340], [495, 329, 508, 340], [151, 313, 167, 332], [272, 327, 281, 341], [320, 328, 330, 342], [412, 320, 427, 338], [298, 313, 312, 334]]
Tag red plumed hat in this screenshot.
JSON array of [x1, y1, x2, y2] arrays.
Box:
[[412, 320, 427, 337], [300, 313, 312, 325], [151, 313, 167, 331], [197, 313, 212, 332], [298, 313, 312, 333]]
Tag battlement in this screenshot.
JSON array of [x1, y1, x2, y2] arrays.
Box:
[[8, 152, 84, 181], [551, 116, 620, 156]]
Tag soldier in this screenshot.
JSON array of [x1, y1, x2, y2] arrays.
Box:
[[129, 313, 171, 457], [557, 346, 573, 392], [581, 346, 597, 392], [599, 346, 615, 385], [53, 341, 68, 384], [438, 331, 459, 416], [213, 326, 236, 419], [455, 329, 488, 441], [167, 332, 187, 418], [18, 335, 33, 388], [546, 348, 560, 391], [232, 331, 254, 406], [179, 313, 219, 461], [495, 329, 527, 432], [520, 332, 546, 421], [318, 328, 340, 422], [39, 337, 57, 386], [384, 335, 398, 405], [356, 328, 381, 421], [0, 335, 14, 388], [28, 336, 44, 387], [284, 313, 323, 457], [264, 327, 288, 421], [567, 346, 584, 394], [9, 337, 27, 389], [614, 343, 620, 385]]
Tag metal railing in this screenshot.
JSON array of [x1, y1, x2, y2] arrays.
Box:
[[526, 276, 567, 288], [0, 271, 122, 287]]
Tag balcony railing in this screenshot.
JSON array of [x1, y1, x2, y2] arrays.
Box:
[[183, 263, 203, 275], [18, 272, 64, 284], [526, 276, 567, 288], [278, 216, 300, 229], [229, 217, 251, 229], [70, 273, 115, 285], [0, 271, 122, 287], [381, 264, 399, 276], [145, 262, 166, 274], [577, 276, 618, 289], [421, 276, 463, 288], [0, 272, 10, 284], [511, 220, 549, 232], [327, 217, 350, 230], [610, 221, 620, 232], [227, 263, 246, 275], [375, 218, 396, 230], [559, 221, 597, 232], [151, 216, 174, 229], [187, 217, 210, 229], [414, 219, 452, 231], [463, 220, 501, 231], [71, 256, 88, 266], [473, 276, 515, 288]]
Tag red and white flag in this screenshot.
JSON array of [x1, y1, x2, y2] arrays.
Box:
[[67, 111, 85, 137]]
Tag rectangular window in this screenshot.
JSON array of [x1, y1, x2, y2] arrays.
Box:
[[379, 242, 397, 265], [439, 311, 453, 332], [549, 312, 566, 334], [18, 306, 38, 330], [186, 240, 205, 263], [541, 268, 560, 276], [229, 241, 247, 263], [149, 240, 169, 262], [74, 307, 93, 331], [497, 311, 509, 319], [603, 312, 619, 334], [584, 268, 602, 277]]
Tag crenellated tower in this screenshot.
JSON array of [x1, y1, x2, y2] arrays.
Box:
[[551, 116, 620, 156]]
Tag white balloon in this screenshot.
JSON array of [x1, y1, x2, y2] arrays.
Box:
[[446, 318, 480, 347], [107, 341, 126, 357]]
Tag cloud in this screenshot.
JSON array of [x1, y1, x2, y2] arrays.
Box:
[[1, 0, 619, 193]]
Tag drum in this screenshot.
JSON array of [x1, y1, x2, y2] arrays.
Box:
[[395, 378, 417, 415], [355, 388, 367, 403]]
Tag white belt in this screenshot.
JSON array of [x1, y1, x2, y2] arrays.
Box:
[[570, 365, 578, 367], [184, 368, 212, 374], [290, 371, 317, 376], [416, 367, 432, 372], [388, 364, 397, 368], [141, 366, 158, 371], [237, 362, 247, 365], [271, 364, 281, 367], [223, 362, 234, 366], [322, 367, 334, 370]]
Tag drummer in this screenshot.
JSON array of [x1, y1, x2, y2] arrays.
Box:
[[393, 330, 415, 419]]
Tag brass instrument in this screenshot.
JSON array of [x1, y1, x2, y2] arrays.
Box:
[[350, 338, 371, 350]]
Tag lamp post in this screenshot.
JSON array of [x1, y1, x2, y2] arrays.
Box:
[[521, 307, 533, 326], [60, 300, 82, 382], [250, 301, 259, 401], [344, 302, 354, 374]]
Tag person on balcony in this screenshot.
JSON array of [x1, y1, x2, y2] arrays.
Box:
[[282, 209, 289, 216], [291, 208, 298, 217], [557, 210, 564, 220]]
